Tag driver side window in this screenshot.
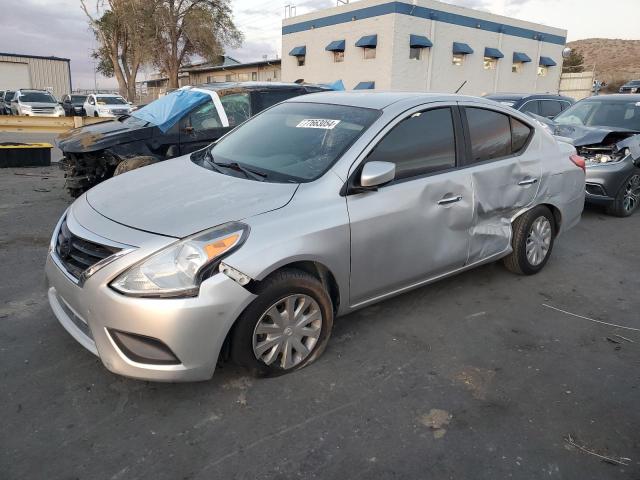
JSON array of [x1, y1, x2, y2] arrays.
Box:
[[187, 99, 222, 131]]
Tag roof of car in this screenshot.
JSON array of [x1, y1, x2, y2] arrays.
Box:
[[485, 93, 571, 101], [580, 94, 640, 102], [197, 81, 329, 92], [284, 91, 500, 110]]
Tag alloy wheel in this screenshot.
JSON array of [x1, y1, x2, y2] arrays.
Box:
[[526, 216, 552, 266], [622, 174, 640, 213], [252, 294, 322, 370]]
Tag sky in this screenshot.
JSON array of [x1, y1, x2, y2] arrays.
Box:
[[0, 0, 638, 90]]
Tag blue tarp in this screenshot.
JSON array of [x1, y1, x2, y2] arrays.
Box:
[[513, 52, 532, 63], [131, 89, 210, 133], [355, 35, 377, 48], [354, 81, 375, 90], [539, 56, 557, 67], [453, 42, 474, 55], [325, 40, 346, 51], [289, 46, 306, 56], [484, 47, 504, 59], [324, 80, 345, 91], [410, 34, 433, 48]]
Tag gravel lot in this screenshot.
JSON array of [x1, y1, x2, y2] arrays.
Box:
[[1, 166, 639, 479]]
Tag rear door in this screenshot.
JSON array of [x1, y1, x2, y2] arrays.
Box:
[[459, 104, 540, 263], [347, 104, 474, 305]]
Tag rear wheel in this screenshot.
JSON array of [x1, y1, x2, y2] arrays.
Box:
[[230, 269, 333, 377], [606, 173, 640, 217], [503, 205, 555, 275]]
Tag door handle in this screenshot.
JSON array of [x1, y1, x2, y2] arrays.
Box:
[[183, 126, 194, 134], [518, 178, 538, 186], [437, 195, 462, 205]]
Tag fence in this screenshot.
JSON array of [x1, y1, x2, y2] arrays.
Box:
[[559, 71, 595, 100]]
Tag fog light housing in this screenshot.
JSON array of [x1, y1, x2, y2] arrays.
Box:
[[109, 329, 180, 365]]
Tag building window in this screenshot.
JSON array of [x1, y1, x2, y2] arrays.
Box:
[[409, 47, 421, 60], [363, 47, 376, 60], [483, 57, 497, 70], [207, 76, 213, 83], [251, 72, 257, 81], [225, 74, 233, 81], [297, 55, 305, 66], [238, 73, 250, 81], [512, 63, 523, 73], [452, 54, 464, 66], [537, 66, 548, 76], [333, 51, 344, 63]]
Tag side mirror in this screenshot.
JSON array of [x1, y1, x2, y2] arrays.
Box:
[[360, 161, 396, 188]]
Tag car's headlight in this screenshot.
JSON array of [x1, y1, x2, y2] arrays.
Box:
[[55, 105, 64, 113], [110, 222, 249, 297]]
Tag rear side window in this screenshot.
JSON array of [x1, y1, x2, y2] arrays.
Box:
[[465, 107, 511, 163], [253, 89, 302, 113], [520, 100, 539, 115], [511, 118, 532, 153], [367, 107, 456, 180], [219, 92, 251, 127], [539, 100, 562, 118]]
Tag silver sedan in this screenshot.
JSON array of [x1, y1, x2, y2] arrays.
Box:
[[45, 92, 586, 381]]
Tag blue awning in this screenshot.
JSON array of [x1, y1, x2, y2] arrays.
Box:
[[410, 34, 432, 48], [513, 52, 532, 63], [452, 42, 474, 55], [484, 47, 504, 59], [539, 56, 557, 67], [354, 81, 375, 90], [355, 35, 377, 48], [325, 40, 345, 52], [289, 46, 306, 57]]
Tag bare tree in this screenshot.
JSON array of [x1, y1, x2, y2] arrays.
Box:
[[152, 0, 243, 88], [81, 0, 155, 100]]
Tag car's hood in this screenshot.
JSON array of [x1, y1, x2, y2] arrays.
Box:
[[553, 124, 639, 146], [85, 155, 299, 238], [22, 102, 58, 108], [56, 119, 153, 153]]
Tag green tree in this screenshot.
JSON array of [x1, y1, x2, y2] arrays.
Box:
[[562, 48, 585, 73], [152, 0, 243, 88], [81, 0, 156, 100]]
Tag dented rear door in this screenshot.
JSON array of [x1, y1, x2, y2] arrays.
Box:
[[459, 104, 542, 264]]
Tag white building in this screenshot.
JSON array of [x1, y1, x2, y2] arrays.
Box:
[[281, 0, 566, 95]]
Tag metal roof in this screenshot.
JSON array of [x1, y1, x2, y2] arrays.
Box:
[[0, 52, 70, 62]]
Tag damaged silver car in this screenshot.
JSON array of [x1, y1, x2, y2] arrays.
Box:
[[45, 92, 585, 381]]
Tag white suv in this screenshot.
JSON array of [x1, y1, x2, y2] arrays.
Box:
[[11, 89, 64, 117], [84, 94, 132, 117]]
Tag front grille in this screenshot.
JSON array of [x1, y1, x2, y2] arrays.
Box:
[[55, 219, 120, 280], [32, 107, 55, 114]]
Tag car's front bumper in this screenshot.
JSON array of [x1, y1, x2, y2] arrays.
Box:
[[584, 159, 636, 205], [44, 205, 256, 382]]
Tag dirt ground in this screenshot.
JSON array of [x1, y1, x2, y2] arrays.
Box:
[[1, 166, 639, 479]]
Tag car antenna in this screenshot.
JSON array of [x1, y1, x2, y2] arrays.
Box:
[[455, 81, 467, 94]]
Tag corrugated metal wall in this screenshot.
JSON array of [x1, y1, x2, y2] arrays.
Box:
[[0, 55, 71, 99]]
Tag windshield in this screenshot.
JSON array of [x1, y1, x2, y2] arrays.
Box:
[[71, 95, 86, 104], [555, 100, 640, 130], [19, 91, 56, 103], [208, 102, 380, 182], [96, 96, 127, 105]]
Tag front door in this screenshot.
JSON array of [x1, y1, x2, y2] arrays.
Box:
[[178, 99, 229, 155], [347, 106, 473, 306], [459, 104, 542, 263]]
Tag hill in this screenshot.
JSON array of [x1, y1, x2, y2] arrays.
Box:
[[566, 38, 640, 91]]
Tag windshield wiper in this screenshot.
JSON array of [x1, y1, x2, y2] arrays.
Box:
[[202, 150, 266, 181], [215, 161, 267, 181]]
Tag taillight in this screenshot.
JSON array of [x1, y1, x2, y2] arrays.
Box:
[[570, 154, 586, 172]]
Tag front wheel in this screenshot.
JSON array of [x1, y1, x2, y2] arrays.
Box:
[[230, 269, 334, 377], [503, 205, 555, 275], [606, 173, 640, 217]]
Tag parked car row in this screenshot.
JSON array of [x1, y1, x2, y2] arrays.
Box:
[[0, 89, 132, 118]]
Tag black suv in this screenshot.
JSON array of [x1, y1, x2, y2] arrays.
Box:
[[60, 94, 87, 116], [619, 80, 640, 94], [484, 93, 575, 119], [57, 82, 331, 196]]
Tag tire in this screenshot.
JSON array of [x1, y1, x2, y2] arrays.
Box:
[[606, 173, 640, 217], [113, 156, 159, 176], [94, 112, 98, 117], [230, 268, 334, 377], [503, 205, 555, 275]]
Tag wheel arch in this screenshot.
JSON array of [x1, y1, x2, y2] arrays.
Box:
[[512, 203, 562, 236]]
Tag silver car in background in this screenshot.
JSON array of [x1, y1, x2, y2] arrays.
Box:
[[45, 92, 585, 381]]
